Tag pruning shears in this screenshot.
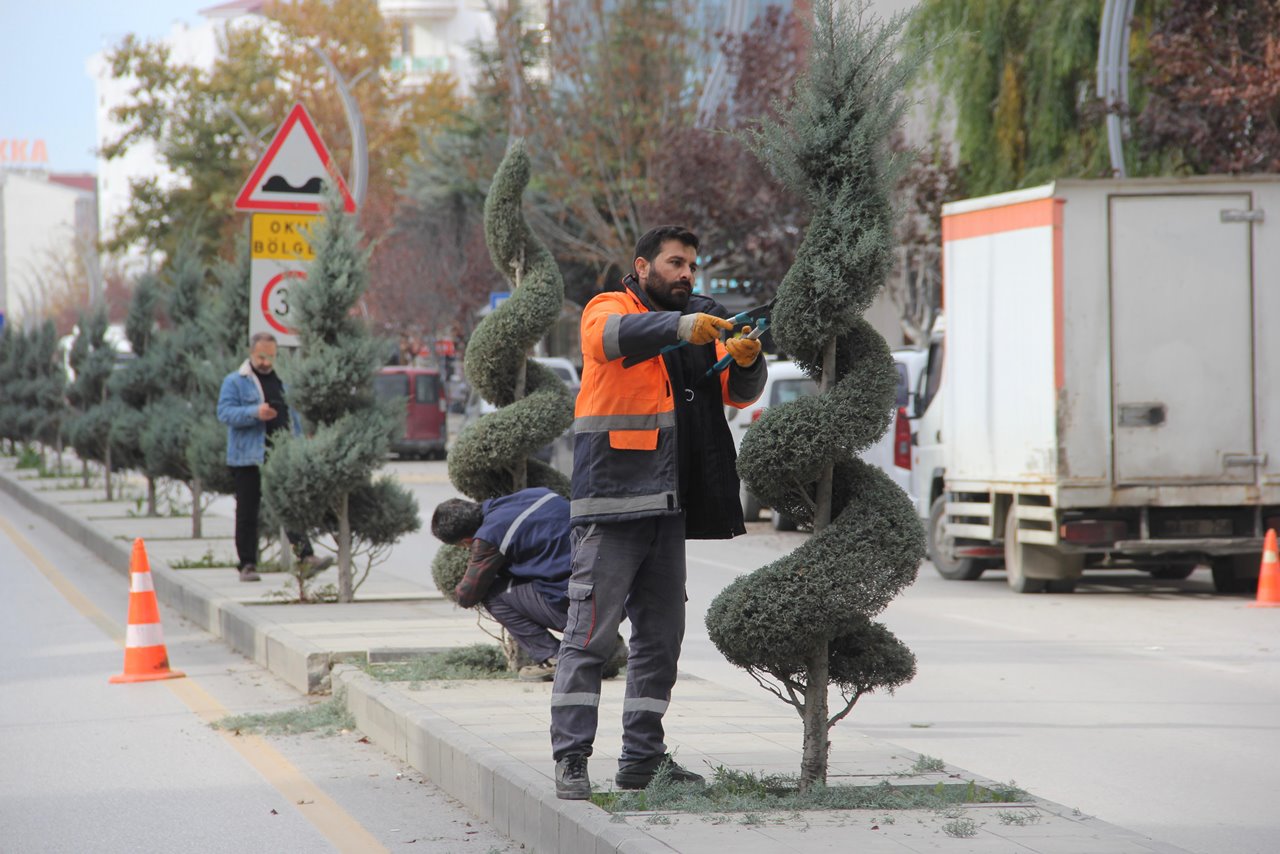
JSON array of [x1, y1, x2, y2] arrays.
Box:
[[659, 299, 775, 359], [706, 316, 770, 377]]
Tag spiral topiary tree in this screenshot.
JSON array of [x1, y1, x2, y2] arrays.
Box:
[[432, 139, 573, 630], [705, 0, 928, 793]]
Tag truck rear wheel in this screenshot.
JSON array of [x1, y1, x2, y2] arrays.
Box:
[[929, 497, 984, 580], [1211, 555, 1258, 594], [1004, 504, 1083, 594]]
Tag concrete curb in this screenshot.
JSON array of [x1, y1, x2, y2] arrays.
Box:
[[332, 664, 676, 854], [3, 465, 1193, 854], [0, 471, 331, 694]]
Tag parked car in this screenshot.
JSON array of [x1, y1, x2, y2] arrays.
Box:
[[727, 351, 924, 530], [460, 356, 581, 476], [373, 366, 448, 459]]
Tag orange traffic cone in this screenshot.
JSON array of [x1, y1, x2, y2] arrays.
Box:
[[109, 538, 185, 683], [1249, 529, 1280, 609]]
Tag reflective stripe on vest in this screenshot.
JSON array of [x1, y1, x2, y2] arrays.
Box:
[[570, 492, 676, 517], [499, 491, 558, 555], [573, 411, 676, 433]]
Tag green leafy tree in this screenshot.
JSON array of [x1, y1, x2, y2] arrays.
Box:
[[909, 0, 1160, 195], [66, 308, 118, 496], [705, 0, 926, 793], [262, 192, 420, 602]]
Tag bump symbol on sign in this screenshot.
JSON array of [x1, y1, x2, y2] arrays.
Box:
[[262, 270, 306, 335]]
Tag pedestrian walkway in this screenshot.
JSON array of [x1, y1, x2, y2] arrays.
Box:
[[0, 459, 1189, 854]]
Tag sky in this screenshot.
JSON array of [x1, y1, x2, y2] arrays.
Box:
[[0, 0, 211, 174]]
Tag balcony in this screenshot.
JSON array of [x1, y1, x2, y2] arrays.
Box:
[[379, 0, 458, 18], [389, 54, 451, 74]]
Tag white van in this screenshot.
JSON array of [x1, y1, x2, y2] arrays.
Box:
[[727, 351, 925, 529]]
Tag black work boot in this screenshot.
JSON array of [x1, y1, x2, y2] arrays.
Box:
[[615, 754, 704, 790], [555, 753, 591, 800]]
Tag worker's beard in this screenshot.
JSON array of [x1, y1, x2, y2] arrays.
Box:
[[643, 267, 692, 311]]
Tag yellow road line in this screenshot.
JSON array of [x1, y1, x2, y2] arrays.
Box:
[[0, 515, 389, 854]]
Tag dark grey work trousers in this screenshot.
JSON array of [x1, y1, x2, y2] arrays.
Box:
[[549, 514, 686, 762], [483, 580, 567, 664], [229, 465, 312, 570]]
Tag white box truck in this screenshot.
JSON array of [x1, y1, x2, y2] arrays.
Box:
[[916, 177, 1280, 594]]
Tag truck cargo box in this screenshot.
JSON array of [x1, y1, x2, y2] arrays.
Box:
[[935, 177, 1280, 592]]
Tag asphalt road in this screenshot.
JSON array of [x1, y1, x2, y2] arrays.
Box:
[[389, 459, 1280, 854], [679, 527, 1280, 854], [0, 488, 520, 854]]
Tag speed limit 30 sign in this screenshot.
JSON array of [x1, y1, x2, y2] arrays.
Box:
[[249, 213, 318, 347]]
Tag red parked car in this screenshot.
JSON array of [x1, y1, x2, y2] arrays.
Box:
[[373, 366, 448, 459]]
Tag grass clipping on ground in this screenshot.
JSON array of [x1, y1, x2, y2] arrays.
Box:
[[212, 695, 355, 737], [592, 764, 1029, 816], [364, 644, 515, 684]]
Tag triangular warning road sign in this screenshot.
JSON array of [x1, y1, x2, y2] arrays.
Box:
[[234, 103, 356, 213]]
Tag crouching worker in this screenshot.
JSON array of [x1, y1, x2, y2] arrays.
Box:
[[432, 487, 626, 682]]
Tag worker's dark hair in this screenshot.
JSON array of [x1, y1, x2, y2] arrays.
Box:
[[431, 498, 484, 545], [634, 225, 699, 263]]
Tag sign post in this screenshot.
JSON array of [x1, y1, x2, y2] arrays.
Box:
[[234, 103, 356, 347]]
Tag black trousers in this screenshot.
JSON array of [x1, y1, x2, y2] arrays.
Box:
[[230, 465, 312, 569]]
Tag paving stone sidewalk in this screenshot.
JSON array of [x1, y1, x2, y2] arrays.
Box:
[[0, 460, 1190, 854]]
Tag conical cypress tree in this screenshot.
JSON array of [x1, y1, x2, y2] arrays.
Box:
[[705, 0, 927, 792], [25, 321, 68, 471], [262, 191, 420, 602], [108, 274, 164, 515], [187, 232, 251, 508], [66, 308, 117, 496], [140, 242, 224, 536]]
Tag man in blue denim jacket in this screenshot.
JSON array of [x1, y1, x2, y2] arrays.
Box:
[[217, 332, 333, 582]]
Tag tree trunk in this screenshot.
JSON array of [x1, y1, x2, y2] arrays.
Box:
[[104, 444, 113, 502], [337, 492, 353, 602], [81, 459, 89, 489], [798, 335, 840, 794], [814, 338, 838, 529], [279, 525, 295, 574], [798, 641, 831, 793], [191, 478, 203, 539], [147, 477, 157, 517], [512, 358, 527, 490]]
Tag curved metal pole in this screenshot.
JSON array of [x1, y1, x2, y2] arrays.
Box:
[[1096, 0, 1135, 178], [307, 44, 369, 209]]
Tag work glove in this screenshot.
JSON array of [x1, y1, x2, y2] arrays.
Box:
[[677, 312, 734, 345], [725, 326, 762, 367]]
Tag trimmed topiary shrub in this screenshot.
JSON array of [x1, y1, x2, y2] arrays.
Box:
[[705, 0, 928, 793], [445, 139, 573, 502], [262, 191, 421, 601]]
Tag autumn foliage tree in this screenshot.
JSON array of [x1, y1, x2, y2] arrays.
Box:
[[1138, 0, 1280, 173], [101, 0, 458, 325]]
